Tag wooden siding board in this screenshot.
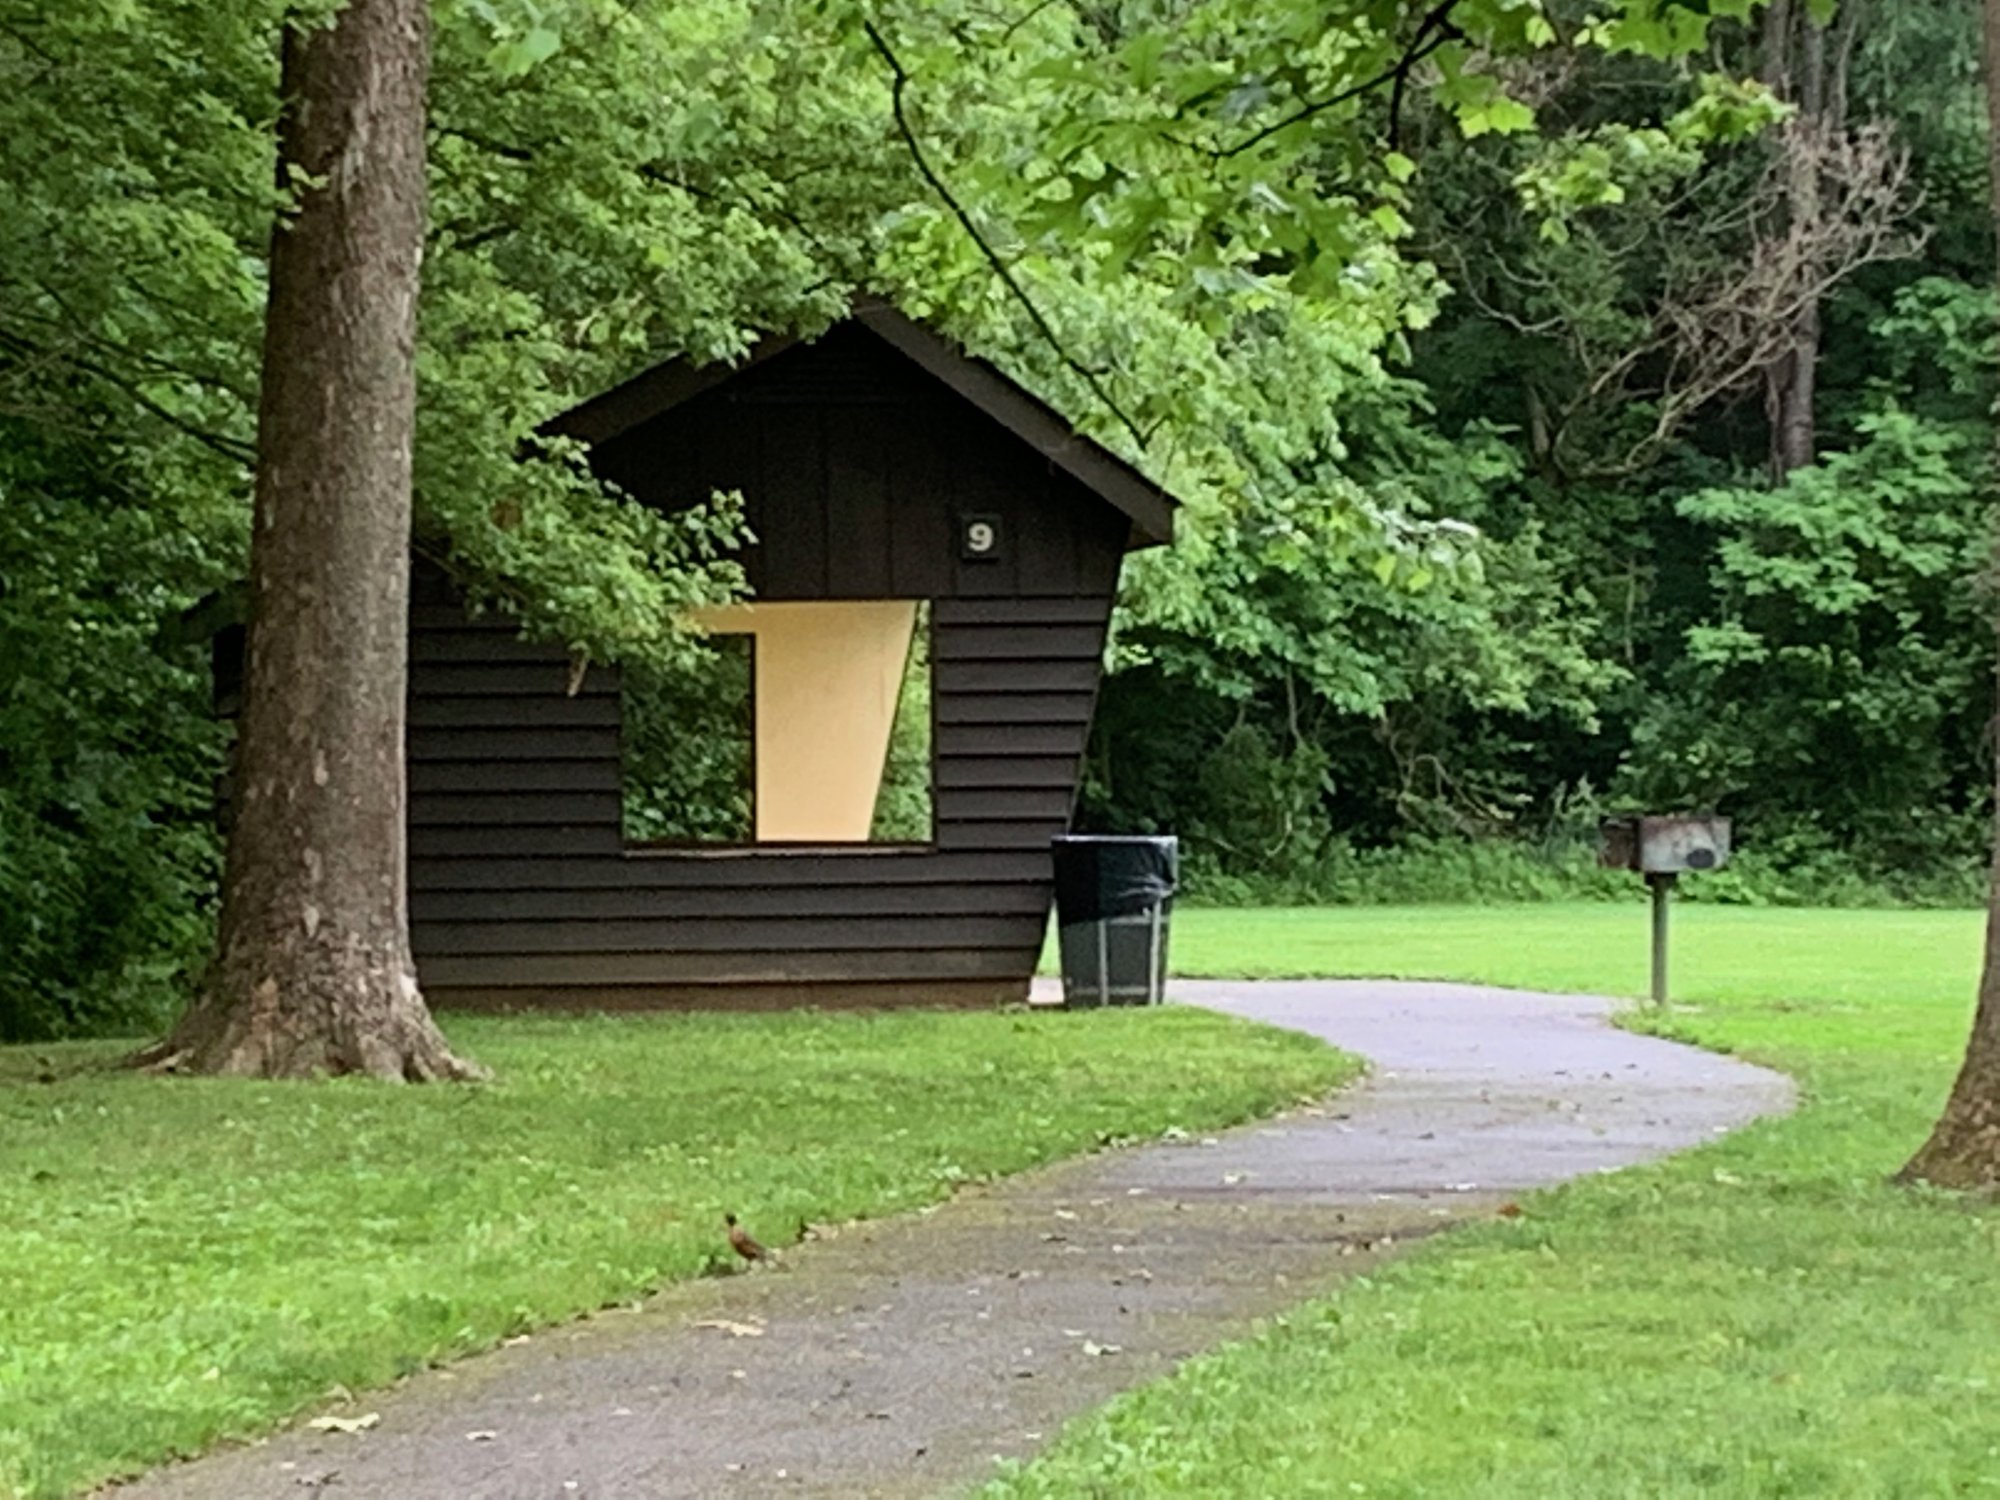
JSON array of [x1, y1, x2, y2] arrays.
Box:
[[754, 404, 827, 596], [936, 597, 1110, 625], [824, 411, 893, 596], [886, 404, 954, 597], [935, 820, 1072, 851], [935, 692, 1099, 726], [419, 947, 1041, 987], [1013, 470, 1078, 596], [414, 914, 1043, 957], [411, 664, 614, 698], [413, 882, 1053, 922], [409, 850, 1055, 891], [411, 606, 513, 631], [408, 727, 618, 762], [1077, 497, 1131, 594], [410, 792, 621, 828], [701, 401, 761, 499], [935, 723, 1081, 757], [728, 325, 929, 405], [943, 787, 1076, 821], [427, 980, 1027, 1013], [408, 698, 621, 729], [934, 756, 1080, 789], [935, 659, 1099, 694], [929, 624, 1106, 661], [410, 826, 624, 858], [644, 408, 701, 502], [411, 631, 570, 665], [409, 761, 623, 794]]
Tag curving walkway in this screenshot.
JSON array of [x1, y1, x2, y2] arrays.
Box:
[[113, 982, 1792, 1500]]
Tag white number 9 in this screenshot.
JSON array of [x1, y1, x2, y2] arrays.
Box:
[[966, 521, 996, 553]]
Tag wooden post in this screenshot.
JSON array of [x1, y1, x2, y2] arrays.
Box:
[[1648, 872, 1678, 1006]]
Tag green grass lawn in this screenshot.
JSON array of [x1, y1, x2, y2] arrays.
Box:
[[0, 1006, 1353, 1500], [994, 902, 2000, 1498]]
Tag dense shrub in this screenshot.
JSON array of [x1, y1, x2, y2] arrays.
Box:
[[0, 428, 232, 1040], [1176, 834, 1985, 911]]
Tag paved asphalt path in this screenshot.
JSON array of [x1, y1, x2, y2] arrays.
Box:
[[111, 981, 1793, 1500]]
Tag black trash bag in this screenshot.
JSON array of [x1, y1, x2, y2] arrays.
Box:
[[1051, 836, 1178, 924]]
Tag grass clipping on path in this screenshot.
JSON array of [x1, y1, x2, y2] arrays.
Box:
[[0, 1005, 1355, 1500], [991, 903, 2000, 1498]]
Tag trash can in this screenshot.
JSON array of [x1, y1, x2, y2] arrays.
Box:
[[1051, 835, 1178, 1007]]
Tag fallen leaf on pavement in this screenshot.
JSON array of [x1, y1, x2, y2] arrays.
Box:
[[306, 1413, 378, 1435]]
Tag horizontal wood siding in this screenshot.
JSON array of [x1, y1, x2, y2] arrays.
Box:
[[419, 948, 1044, 988], [412, 882, 1054, 922], [409, 761, 622, 794], [427, 980, 1029, 1013], [403, 609, 624, 866], [411, 850, 1056, 891], [414, 914, 1044, 957], [407, 590, 1113, 1003]]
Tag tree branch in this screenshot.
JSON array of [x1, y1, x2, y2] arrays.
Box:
[[635, 161, 851, 273], [863, 19, 1151, 452], [0, 325, 255, 465], [1215, 0, 1465, 161]]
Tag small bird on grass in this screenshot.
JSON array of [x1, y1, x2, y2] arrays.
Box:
[[724, 1212, 768, 1265]]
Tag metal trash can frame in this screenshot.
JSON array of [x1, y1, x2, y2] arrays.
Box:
[[1051, 835, 1178, 1007]]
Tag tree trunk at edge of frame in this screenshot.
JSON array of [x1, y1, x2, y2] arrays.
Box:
[[1898, 0, 2000, 1188], [136, 0, 481, 1081]]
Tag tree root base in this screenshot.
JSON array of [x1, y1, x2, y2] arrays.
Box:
[[132, 972, 488, 1083]]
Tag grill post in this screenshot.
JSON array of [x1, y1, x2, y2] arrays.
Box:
[[1648, 871, 1677, 1006]]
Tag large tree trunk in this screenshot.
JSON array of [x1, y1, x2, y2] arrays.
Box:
[[140, 0, 480, 1080], [1899, 0, 2000, 1189]]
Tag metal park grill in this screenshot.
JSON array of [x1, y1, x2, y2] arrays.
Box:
[[1599, 815, 1733, 1005]]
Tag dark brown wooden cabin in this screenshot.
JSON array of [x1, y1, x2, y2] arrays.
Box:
[[390, 304, 1176, 1010]]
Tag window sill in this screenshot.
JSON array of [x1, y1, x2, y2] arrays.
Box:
[[621, 842, 936, 858]]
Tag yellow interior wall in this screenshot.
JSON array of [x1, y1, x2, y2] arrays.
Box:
[[686, 601, 918, 842]]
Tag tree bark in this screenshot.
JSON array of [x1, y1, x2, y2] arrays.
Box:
[[1769, 290, 1820, 478], [1765, 3, 1830, 481], [139, 0, 480, 1080], [1758, 0, 1793, 94], [1898, 0, 2000, 1189]]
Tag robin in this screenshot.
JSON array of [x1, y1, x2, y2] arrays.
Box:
[[724, 1213, 768, 1264]]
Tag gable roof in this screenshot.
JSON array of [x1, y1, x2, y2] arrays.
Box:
[[545, 299, 1176, 547]]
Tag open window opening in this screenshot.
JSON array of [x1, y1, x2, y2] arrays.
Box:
[[621, 602, 933, 848], [620, 634, 754, 844]]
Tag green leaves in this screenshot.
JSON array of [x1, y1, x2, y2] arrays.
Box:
[[1667, 73, 1788, 145], [1439, 70, 1539, 140], [1634, 403, 1991, 823], [491, 25, 560, 79], [1590, 0, 1746, 58]]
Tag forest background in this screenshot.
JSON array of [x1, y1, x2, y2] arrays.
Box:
[[2, 0, 1988, 1042]]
